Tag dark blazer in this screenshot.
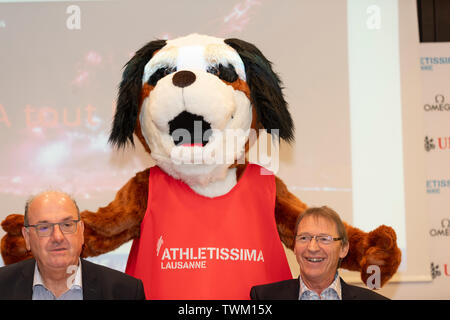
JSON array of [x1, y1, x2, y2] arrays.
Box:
[[250, 277, 389, 300], [0, 258, 146, 300]]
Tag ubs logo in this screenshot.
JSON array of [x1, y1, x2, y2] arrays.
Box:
[[424, 136, 450, 151], [431, 262, 449, 279], [431, 262, 441, 279], [424, 94, 450, 112], [425, 136, 435, 151]]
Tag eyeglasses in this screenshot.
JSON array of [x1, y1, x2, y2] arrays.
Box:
[[295, 234, 342, 245], [25, 219, 80, 237]]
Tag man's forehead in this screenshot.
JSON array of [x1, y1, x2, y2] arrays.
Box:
[[298, 215, 338, 232], [28, 191, 78, 214]]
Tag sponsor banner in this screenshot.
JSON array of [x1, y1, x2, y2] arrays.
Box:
[[421, 43, 450, 295]]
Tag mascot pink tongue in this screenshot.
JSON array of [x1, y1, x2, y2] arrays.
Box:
[[126, 165, 291, 299]]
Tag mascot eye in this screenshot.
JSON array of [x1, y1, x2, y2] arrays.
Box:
[[207, 65, 220, 76], [207, 64, 238, 83], [164, 67, 176, 76], [147, 66, 177, 86]]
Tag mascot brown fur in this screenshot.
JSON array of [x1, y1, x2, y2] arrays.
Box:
[[1, 34, 401, 298]]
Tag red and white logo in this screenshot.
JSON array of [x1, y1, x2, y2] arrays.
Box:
[[156, 236, 265, 270]]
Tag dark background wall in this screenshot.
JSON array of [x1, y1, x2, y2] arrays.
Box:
[[417, 0, 450, 42]]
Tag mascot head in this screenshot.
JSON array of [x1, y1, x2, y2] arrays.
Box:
[[109, 34, 293, 194]]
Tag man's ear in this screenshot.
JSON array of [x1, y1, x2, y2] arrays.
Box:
[[224, 38, 294, 143], [109, 39, 167, 149], [21, 227, 31, 251], [79, 220, 84, 245], [340, 242, 350, 259]]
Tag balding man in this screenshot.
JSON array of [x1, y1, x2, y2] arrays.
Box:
[[0, 191, 145, 300]]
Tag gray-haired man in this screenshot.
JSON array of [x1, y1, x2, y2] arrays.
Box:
[[250, 206, 388, 300]]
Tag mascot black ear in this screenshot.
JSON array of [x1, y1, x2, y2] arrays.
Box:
[[109, 39, 167, 148], [224, 38, 294, 143]]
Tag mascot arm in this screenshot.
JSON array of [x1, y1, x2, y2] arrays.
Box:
[[1, 168, 150, 264], [274, 176, 308, 249], [274, 175, 401, 287], [81, 168, 150, 257], [1, 214, 33, 265]]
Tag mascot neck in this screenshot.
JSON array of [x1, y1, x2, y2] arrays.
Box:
[[155, 160, 240, 198], [190, 167, 237, 198]]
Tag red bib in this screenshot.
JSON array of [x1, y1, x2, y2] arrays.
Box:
[[125, 164, 292, 299]]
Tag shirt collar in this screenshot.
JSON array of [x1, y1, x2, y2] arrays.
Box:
[[33, 259, 83, 290], [298, 272, 342, 300]]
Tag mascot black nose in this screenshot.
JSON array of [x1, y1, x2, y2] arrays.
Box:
[[172, 70, 196, 88]]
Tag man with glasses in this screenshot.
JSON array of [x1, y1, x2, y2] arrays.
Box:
[[250, 206, 388, 300], [0, 190, 145, 300]]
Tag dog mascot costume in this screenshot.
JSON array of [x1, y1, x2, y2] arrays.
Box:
[[1, 34, 401, 299]]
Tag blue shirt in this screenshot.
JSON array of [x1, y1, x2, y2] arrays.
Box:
[[32, 260, 83, 300], [299, 272, 342, 300]]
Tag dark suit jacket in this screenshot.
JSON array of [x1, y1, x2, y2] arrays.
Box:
[[0, 258, 146, 300], [250, 277, 389, 300]]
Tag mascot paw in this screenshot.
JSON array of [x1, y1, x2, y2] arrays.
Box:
[[1, 214, 32, 265], [1, 214, 24, 236], [359, 225, 402, 288]]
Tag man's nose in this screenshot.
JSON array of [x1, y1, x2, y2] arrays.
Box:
[[307, 237, 321, 251], [50, 224, 65, 241]]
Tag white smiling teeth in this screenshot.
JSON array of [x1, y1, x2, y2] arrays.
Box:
[[306, 258, 324, 262]]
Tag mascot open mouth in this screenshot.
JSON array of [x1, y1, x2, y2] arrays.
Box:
[[169, 111, 213, 147]]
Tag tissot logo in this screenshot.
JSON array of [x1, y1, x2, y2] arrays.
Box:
[[421, 56, 450, 71], [429, 218, 450, 237], [424, 94, 450, 111], [426, 180, 450, 194]]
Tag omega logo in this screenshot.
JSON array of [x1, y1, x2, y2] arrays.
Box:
[[424, 94, 450, 111], [429, 218, 450, 237]]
